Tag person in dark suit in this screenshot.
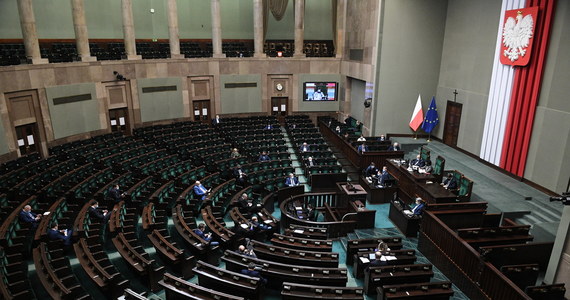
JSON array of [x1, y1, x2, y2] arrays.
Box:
[[19, 205, 41, 228], [238, 244, 257, 258], [108, 184, 125, 204], [193, 223, 219, 246], [305, 204, 317, 221], [424, 160, 433, 173], [285, 173, 300, 187], [441, 173, 458, 190], [410, 154, 426, 168], [251, 216, 272, 232], [264, 124, 273, 130], [88, 201, 110, 223], [377, 134, 386, 141], [299, 142, 311, 152], [305, 156, 316, 167], [411, 198, 426, 215], [241, 263, 267, 285], [364, 162, 378, 177], [387, 142, 401, 151], [212, 115, 221, 126], [238, 193, 260, 214], [193, 180, 211, 201], [258, 151, 270, 162], [47, 222, 73, 246], [368, 251, 388, 267], [233, 164, 248, 185], [357, 143, 369, 154], [230, 148, 241, 158], [376, 166, 391, 186], [335, 125, 341, 134]]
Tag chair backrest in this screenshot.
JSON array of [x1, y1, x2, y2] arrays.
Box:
[[433, 156, 445, 175], [420, 146, 431, 162]]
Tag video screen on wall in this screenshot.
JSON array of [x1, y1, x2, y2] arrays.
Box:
[[303, 82, 337, 101]]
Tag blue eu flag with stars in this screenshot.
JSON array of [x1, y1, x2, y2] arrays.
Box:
[[421, 97, 439, 133]]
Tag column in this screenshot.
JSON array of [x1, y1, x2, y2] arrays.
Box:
[[166, 0, 184, 59], [335, 0, 347, 59], [70, 0, 96, 62], [210, 0, 225, 58], [121, 0, 141, 60], [294, 0, 305, 57], [252, 0, 265, 58], [17, 0, 48, 64]]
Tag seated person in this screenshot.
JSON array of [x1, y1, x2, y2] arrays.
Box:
[[364, 162, 378, 177], [387, 142, 401, 151], [423, 160, 433, 173], [410, 198, 426, 215], [264, 124, 273, 130], [343, 132, 350, 140], [335, 125, 341, 134], [212, 114, 221, 126], [377, 134, 386, 141], [376, 241, 391, 252], [241, 262, 267, 285], [355, 121, 363, 132], [193, 181, 211, 201], [233, 165, 248, 184], [441, 173, 458, 190], [285, 173, 300, 187], [357, 143, 368, 154], [299, 142, 311, 152], [410, 154, 426, 168], [230, 148, 241, 158], [108, 184, 126, 204], [375, 166, 391, 187], [368, 251, 388, 268], [251, 216, 272, 232], [47, 222, 73, 246], [193, 223, 219, 246], [305, 204, 317, 221], [237, 244, 257, 258], [258, 151, 270, 162], [305, 156, 316, 167], [238, 193, 261, 214], [19, 205, 41, 228], [357, 134, 366, 142], [88, 201, 111, 223]]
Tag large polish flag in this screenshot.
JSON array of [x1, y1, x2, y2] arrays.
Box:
[[409, 95, 423, 131]]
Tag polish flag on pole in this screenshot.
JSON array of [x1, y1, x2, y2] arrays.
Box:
[[409, 94, 424, 131]]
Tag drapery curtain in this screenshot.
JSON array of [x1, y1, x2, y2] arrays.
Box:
[[269, 0, 288, 21], [331, 0, 337, 49]]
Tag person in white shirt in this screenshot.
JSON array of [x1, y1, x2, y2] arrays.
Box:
[[357, 135, 366, 142]]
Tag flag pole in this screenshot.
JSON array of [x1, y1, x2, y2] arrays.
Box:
[[427, 132, 431, 142], [414, 131, 417, 140]]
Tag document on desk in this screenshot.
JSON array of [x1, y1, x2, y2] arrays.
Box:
[[294, 229, 304, 234], [263, 219, 272, 224], [359, 257, 370, 263], [384, 256, 397, 261]]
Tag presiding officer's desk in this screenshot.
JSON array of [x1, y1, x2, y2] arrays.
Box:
[[388, 200, 421, 237], [386, 160, 456, 205]]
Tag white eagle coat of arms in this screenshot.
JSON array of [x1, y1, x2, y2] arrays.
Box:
[[500, 7, 539, 66]]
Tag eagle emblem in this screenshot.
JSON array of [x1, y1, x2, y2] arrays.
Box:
[[500, 7, 539, 66]]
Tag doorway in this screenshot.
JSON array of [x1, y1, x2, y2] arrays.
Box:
[[443, 101, 463, 147], [109, 108, 130, 133], [271, 97, 288, 123], [192, 100, 211, 124], [15, 124, 39, 155]]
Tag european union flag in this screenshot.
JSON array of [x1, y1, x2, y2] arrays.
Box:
[[421, 97, 439, 133]]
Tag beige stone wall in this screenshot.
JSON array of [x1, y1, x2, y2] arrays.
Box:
[[0, 57, 341, 161]]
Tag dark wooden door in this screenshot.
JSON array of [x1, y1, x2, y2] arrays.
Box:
[[15, 124, 39, 155], [271, 97, 288, 123], [192, 100, 211, 124], [109, 108, 130, 133], [443, 101, 462, 146]]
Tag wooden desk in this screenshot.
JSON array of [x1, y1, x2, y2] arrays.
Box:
[[364, 264, 434, 295], [389, 200, 421, 237], [353, 250, 417, 278], [359, 176, 398, 204], [386, 160, 456, 205]]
